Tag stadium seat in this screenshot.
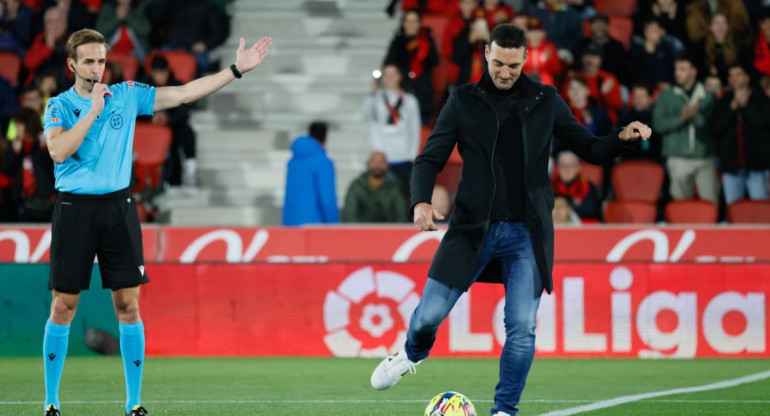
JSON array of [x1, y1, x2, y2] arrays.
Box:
[[0, 52, 21, 87], [608, 16, 634, 49], [145, 50, 197, 83], [604, 201, 656, 223], [665, 200, 718, 224], [727, 200, 770, 223], [612, 160, 664, 203], [133, 123, 172, 189], [580, 162, 604, 190], [594, 0, 637, 17], [422, 15, 450, 56], [107, 52, 140, 81]]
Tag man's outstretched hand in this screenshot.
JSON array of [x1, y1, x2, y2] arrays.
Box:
[[234, 36, 272, 74], [619, 121, 652, 141]]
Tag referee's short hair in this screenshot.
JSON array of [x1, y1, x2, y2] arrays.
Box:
[[67, 29, 108, 61]]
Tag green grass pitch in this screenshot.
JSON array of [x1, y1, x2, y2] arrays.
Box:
[[2, 357, 769, 415]]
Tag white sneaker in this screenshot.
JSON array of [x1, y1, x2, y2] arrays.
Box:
[[370, 349, 420, 390], [493, 413, 512, 416]]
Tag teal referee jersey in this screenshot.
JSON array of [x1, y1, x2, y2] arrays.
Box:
[[43, 81, 156, 194]]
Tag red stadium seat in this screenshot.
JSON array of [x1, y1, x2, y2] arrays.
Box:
[[665, 200, 718, 224], [604, 201, 656, 223], [594, 0, 637, 17], [145, 50, 197, 83], [727, 200, 770, 223], [422, 15, 450, 56], [0, 52, 21, 87], [612, 160, 664, 203], [580, 162, 604, 190], [608, 16, 634, 49], [133, 123, 172, 189], [107, 52, 140, 81]]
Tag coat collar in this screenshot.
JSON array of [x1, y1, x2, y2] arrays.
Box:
[[471, 73, 546, 117]]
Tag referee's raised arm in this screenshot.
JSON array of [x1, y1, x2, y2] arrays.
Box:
[[153, 36, 272, 111]]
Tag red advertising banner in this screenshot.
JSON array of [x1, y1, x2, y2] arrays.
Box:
[[1, 225, 768, 263], [140, 263, 769, 358]]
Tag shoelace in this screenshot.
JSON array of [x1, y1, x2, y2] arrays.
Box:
[[390, 353, 417, 375]]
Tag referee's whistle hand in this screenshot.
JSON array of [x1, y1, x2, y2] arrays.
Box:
[[414, 203, 445, 232], [90, 83, 113, 115]]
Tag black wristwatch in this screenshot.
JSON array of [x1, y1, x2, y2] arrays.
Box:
[[230, 64, 242, 79]]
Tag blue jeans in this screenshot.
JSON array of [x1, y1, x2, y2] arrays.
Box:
[[404, 221, 543, 416], [722, 170, 770, 206]]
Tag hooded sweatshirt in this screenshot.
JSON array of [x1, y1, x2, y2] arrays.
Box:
[[282, 135, 339, 226]]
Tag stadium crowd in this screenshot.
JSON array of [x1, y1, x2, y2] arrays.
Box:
[[320, 0, 770, 226], [0, 0, 230, 222]]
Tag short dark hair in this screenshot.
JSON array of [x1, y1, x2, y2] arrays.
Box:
[[631, 82, 653, 96], [20, 85, 43, 97], [489, 23, 527, 50], [727, 63, 751, 77], [12, 107, 43, 139], [150, 55, 170, 70], [570, 76, 589, 88], [675, 54, 697, 68], [643, 17, 662, 29], [309, 121, 328, 144]]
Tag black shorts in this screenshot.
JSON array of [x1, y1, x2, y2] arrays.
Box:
[[49, 188, 149, 292]]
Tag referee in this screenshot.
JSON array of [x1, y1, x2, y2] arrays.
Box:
[[41, 29, 271, 416]]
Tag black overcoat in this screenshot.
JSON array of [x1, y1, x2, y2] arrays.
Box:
[[411, 74, 634, 293]]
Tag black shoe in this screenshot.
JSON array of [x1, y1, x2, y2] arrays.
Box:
[[44, 405, 60, 416], [126, 406, 148, 416]]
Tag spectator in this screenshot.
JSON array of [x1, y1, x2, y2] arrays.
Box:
[[573, 13, 627, 85], [431, 184, 453, 219], [686, 0, 752, 46], [552, 194, 581, 224], [704, 74, 724, 97], [573, 44, 623, 121], [552, 150, 602, 220], [147, 0, 229, 74], [341, 151, 407, 223], [1, 0, 34, 49], [653, 56, 719, 204], [385, 0, 452, 17], [628, 18, 676, 89], [23, 7, 68, 90], [96, 0, 152, 61], [0, 76, 15, 131], [2, 107, 55, 222], [39, 0, 95, 33], [711, 64, 770, 205], [531, 0, 582, 59], [755, 10, 770, 78], [693, 12, 752, 85], [522, 16, 561, 86], [384, 8, 439, 123], [0, 133, 14, 221], [5, 86, 43, 144], [448, 1, 489, 85], [481, 0, 515, 30], [618, 82, 663, 162], [0, 18, 25, 57], [36, 71, 58, 104], [282, 122, 339, 226], [563, 77, 612, 139], [143, 55, 197, 186], [444, 0, 486, 85], [565, 0, 595, 20], [362, 63, 421, 197], [633, 0, 688, 47]]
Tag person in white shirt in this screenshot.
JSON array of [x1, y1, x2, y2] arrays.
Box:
[[361, 63, 421, 197]]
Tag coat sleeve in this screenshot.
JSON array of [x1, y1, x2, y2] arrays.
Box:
[[410, 89, 460, 211], [710, 95, 735, 147], [316, 159, 340, 223], [552, 90, 631, 165]]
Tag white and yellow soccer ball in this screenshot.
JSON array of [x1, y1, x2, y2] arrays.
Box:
[[424, 391, 476, 416]]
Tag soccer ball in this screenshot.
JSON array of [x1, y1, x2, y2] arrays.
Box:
[[424, 391, 476, 416]]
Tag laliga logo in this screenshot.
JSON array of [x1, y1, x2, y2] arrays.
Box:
[[323, 267, 420, 357]]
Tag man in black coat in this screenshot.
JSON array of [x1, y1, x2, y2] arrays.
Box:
[[370, 24, 651, 416]]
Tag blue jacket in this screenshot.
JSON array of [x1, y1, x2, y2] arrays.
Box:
[[282, 135, 339, 226]]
